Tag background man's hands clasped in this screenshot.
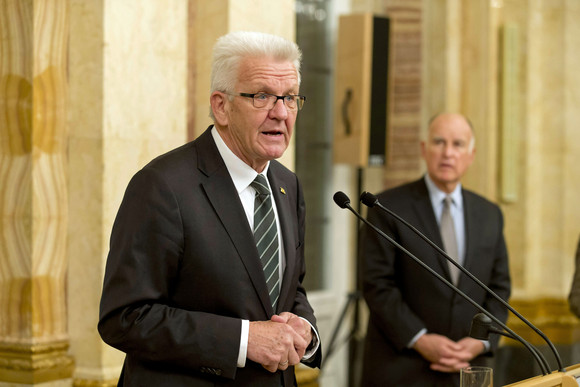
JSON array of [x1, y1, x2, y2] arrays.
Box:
[[414, 333, 485, 373], [248, 312, 313, 373]]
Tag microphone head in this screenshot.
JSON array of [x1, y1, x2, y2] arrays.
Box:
[[469, 313, 493, 340], [360, 191, 378, 207], [333, 191, 351, 208]]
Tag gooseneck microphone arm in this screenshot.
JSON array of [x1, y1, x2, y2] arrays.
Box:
[[333, 191, 550, 375], [470, 313, 546, 369], [360, 191, 565, 372]]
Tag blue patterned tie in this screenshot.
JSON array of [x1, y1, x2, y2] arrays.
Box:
[[251, 174, 280, 309]]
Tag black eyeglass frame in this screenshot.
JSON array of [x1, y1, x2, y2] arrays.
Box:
[[229, 92, 306, 111]]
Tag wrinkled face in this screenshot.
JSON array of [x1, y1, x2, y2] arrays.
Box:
[[421, 113, 475, 193], [212, 56, 299, 172]]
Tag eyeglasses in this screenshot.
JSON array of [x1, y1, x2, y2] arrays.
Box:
[[229, 92, 306, 111]]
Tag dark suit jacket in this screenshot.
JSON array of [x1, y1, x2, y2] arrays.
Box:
[[568, 236, 580, 317], [98, 127, 321, 386], [360, 178, 510, 387]]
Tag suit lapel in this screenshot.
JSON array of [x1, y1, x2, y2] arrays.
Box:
[[410, 179, 454, 281], [268, 166, 295, 314], [461, 190, 476, 276], [196, 128, 273, 316]]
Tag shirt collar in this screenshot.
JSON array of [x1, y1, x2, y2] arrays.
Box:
[[424, 174, 463, 210], [211, 126, 269, 193]]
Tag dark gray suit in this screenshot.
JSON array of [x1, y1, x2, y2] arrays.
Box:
[[98, 127, 321, 386], [360, 178, 510, 387], [568, 236, 580, 317]]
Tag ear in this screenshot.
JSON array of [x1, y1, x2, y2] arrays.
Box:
[[210, 91, 229, 126], [467, 146, 476, 166]]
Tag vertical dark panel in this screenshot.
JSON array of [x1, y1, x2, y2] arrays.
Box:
[[295, 1, 333, 291], [368, 17, 389, 166]]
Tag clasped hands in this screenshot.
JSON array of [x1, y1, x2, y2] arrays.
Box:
[[414, 333, 485, 373], [248, 312, 313, 373]]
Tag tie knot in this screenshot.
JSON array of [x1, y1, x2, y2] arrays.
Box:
[[251, 174, 270, 196], [443, 195, 453, 208]]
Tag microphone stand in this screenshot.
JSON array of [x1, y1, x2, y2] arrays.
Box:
[[323, 169, 364, 387], [360, 191, 565, 372], [334, 191, 550, 375], [470, 313, 546, 372]]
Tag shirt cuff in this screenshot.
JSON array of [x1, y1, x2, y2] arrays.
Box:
[[407, 328, 427, 348], [481, 339, 490, 352], [237, 319, 249, 368], [299, 317, 320, 360]]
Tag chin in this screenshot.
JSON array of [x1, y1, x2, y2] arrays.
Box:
[[265, 147, 288, 160]]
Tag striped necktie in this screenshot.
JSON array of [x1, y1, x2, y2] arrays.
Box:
[[251, 174, 280, 310], [441, 196, 460, 284]]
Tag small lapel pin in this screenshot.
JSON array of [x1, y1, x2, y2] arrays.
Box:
[[280, 187, 286, 195]]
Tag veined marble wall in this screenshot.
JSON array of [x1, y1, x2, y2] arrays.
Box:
[[0, 0, 74, 383]]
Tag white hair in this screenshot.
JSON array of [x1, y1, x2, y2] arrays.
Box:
[[210, 31, 302, 95]]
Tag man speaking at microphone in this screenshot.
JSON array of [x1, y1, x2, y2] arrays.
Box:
[[98, 31, 320, 386], [359, 113, 511, 386]]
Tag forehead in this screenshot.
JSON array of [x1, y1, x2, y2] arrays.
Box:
[[237, 56, 298, 88], [429, 115, 473, 141]]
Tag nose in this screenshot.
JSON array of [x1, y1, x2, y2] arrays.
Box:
[[269, 98, 289, 120], [443, 143, 455, 157]]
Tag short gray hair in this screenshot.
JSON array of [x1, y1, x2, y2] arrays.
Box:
[[210, 31, 302, 95]]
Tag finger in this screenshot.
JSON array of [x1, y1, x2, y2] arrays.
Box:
[[287, 346, 301, 365], [276, 312, 295, 321], [262, 363, 279, 373], [430, 363, 456, 373], [431, 359, 469, 373], [455, 350, 475, 362], [278, 359, 289, 370], [284, 316, 312, 342], [443, 341, 464, 352], [270, 314, 287, 323], [289, 330, 308, 358]]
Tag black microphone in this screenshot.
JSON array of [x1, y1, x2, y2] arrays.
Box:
[[360, 190, 565, 373], [470, 313, 514, 341], [469, 313, 545, 365], [334, 191, 550, 375]]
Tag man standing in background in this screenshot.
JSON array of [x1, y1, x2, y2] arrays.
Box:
[[360, 113, 511, 386]]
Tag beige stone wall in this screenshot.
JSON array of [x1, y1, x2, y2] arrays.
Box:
[[422, 0, 580, 301], [68, 0, 189, 383]]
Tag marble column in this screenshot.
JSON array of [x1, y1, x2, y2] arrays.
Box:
[[0, 0, 74, 384]]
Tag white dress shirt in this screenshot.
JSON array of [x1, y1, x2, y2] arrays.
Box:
[[211, 127, 319, 367]]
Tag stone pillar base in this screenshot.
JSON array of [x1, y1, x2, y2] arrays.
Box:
[[296, 365, 319, 387], [0, 341, 74, 384], [72, 378, 117, 387]]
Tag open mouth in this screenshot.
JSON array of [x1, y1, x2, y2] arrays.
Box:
[[262, 130, 283, 136]]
